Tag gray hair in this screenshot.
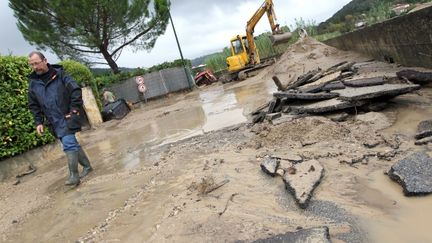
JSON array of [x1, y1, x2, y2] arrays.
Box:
[[28, 51, 46, 60]]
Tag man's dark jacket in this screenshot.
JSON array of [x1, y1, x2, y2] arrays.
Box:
[[28, 64, 83, 138]]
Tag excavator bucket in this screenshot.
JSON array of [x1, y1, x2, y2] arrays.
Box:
[[270, 32, 292, 45]]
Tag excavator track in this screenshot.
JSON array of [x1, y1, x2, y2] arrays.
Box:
[[237, 58, 276, 81]]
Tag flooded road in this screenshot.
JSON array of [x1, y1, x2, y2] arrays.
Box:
[[0, 80, 277, 243], [2, 38, 432, 243]]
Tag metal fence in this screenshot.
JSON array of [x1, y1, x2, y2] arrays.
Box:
[[109, 67, 193, 103]]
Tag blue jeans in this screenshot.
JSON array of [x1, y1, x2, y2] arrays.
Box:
[[60, 134, 81, 152]]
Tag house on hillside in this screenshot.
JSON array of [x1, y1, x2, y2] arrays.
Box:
[[392, 3, 411, 16]]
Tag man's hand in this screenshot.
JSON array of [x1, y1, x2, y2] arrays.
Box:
[[36, 124, 44, 136], [65, 109, 79, 119]]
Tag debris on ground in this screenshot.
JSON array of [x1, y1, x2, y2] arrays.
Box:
[[414, 120, 432, 145], [218, 193, 239, 216], [396, 69, 432, 85], [283, 160, 324, 209], [102, 99, 131, 121], [195, 70, 218, 86], [260, 156, 280, 177], [13, 165, 37, 186], [252, 226, 331, 243], [188, 176, 230, 195], [3, 35, 432, 243], [15, 164, 37, 179], [252, 60, 421, 124], [259, 154, 324, 209], [388, 152, 432, 196]]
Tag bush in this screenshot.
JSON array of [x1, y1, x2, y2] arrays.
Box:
[[0, 55, 55, 161], [59, 60, 93, 86], [58, 60, 105, 109]]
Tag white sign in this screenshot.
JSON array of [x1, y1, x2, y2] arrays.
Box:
[[138, 84, 147, 93], [135, 76, 144, 85]]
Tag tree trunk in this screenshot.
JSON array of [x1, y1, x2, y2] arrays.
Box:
[[101, 49, 120, 74]]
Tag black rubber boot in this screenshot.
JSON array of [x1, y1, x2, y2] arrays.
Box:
[[78, 147, 93, 178], [65, 151, 80, 186]]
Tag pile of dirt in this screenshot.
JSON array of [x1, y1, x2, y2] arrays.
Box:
[[263, 37, 366, 87]]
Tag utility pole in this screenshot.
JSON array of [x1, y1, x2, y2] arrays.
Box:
[[169, 10, 194, 89]]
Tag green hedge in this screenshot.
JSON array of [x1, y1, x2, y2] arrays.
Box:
[[59, 60, 102, 109], [59, 60, 93, 86], [0, 55, 55, 160]]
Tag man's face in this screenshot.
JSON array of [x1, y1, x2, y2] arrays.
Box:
[[28, 54, 48, 75]]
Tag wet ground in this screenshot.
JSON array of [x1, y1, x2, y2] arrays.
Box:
[[1, 38, 432, 243]]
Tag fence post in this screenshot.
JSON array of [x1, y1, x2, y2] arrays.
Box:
[[159, 70, 169, 95]]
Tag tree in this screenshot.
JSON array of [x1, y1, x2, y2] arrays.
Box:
[[9, 0, 170, 74]]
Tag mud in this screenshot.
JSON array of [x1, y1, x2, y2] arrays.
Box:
[[1, 37, 432, 243]]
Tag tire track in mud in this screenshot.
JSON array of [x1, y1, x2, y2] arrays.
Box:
[[76, 183, 153, 242]]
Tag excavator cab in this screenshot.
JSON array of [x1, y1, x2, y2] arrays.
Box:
[[225, 0, 291, 80], [227, 35, 260, 73]]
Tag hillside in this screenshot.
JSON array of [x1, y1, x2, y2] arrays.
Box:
[[318, 0, 430, 33]]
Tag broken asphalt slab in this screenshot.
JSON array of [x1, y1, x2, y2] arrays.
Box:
[[415, 120, 432, 140], [260, 157, 280, 177], [270, 114, 299, 125], [273, 91, 339, 101], [397, 69, 432, 85], [388, 152, 432, 196], [251, 226, 331, 243], [415, 137, 432, 145], [283, 160, 324, 209], [325, 112, 349, 122], [334, 84, 420, 101], [342, 77, 385, 87], [299, 81, 345, 93], [290, 98, 364, 114]]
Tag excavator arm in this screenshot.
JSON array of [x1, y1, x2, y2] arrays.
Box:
[[245, 0, 283, 64], [225, 0, 291, 76]]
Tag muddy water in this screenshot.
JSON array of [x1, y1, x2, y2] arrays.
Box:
[[81, 83, 271, 173], [359, 88, 432, 243], [5, 170, 157, 242], [384, 90, 432, 136], [358, 171, 432, 243], [0, 83, 268, 180]]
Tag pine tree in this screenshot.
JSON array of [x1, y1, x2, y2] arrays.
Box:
[[10, 0, 170, 73]]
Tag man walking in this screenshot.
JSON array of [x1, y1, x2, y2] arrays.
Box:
[[27, 51, 93, 186]]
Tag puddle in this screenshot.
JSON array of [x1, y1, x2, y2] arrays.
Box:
[[358, 170, 432, 243], [81, 84, 270, 172], [355, 88, 432, 243], [200, 88, 247, 132], [383, 90, 432, 136]]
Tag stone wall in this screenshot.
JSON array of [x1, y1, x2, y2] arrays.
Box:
[[325, 6, 432, 69]]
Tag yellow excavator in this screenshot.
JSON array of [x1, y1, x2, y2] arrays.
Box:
[[226, 0, 292, 80]]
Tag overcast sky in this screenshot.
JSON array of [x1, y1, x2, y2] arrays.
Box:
[[0, 0, 351, 68]]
